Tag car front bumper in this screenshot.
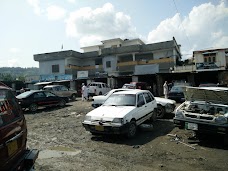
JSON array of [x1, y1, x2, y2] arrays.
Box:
[[82, 122, 130, 135], [9, 149, 39, 171], [174, 117, 228, 135]]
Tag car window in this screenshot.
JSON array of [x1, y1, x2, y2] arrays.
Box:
[[44, 87, 52, 91], [44, 91, 56, 97], [0, 89, 21, 127], [144, 92, 152, 103], [170, 86, 183, 92], [34, 92, 45, 98], [137, 93, 145, 106], [61, 86, 68, 91]]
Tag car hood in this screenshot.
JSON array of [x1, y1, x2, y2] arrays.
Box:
[[86, 105, 135, 119], [183, 86, 228, 104], [155, 97, 176, 105]]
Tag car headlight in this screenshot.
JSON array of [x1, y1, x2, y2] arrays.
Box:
[[112, 118, 124, 124], [84, 115, 92, 121], [175, 110, 184, 118], [215, 116, 227, 124]]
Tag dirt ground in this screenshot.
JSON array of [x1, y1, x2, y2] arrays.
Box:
[[25, 98, 228, 171]]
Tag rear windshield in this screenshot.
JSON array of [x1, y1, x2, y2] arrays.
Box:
[[0, 89, 21, 127]]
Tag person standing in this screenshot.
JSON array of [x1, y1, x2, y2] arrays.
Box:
[[163, 81, 168, 99], [81, 83, 86, 101]]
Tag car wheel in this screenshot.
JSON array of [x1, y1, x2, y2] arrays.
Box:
[[29, 103, 38, 112], [59, 99, 66, 107], [127, 121, 137, 138], [71, 94, 76, 101], [157, 105, 165, 119]]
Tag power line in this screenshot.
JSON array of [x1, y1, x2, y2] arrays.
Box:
[[172, 0, 192, 52]]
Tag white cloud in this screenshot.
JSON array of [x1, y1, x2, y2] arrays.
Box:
[[65, 3, 138, 46], [46, 5, 66, 20], [148, 2, 228, 59], [8, 59, 20, 67], [67, 0, 76, 3], [27, 0, 42, 15], [9, 48, 21, 53]]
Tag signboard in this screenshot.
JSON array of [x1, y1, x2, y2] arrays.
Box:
[[40, 74, 72, 81], [196, 62, 219, 70], [77, 71, 88, 79]]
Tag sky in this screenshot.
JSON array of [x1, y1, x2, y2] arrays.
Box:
[[0, 0, 227, 68]]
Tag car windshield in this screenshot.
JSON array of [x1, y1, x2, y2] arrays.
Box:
[[170, 86, 183, 93], [103, 94, 136, 106], [16, 91, 34, 98]]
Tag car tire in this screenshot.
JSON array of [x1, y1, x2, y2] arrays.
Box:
[[127, 121, 137, 138], [59, 99, 66, 107], [71, 94, 76, 101], [29, 103, 38, 112], [157, 105, 165, 119]]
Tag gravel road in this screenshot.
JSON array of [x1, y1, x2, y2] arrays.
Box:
[[25, 99, 228, 171]]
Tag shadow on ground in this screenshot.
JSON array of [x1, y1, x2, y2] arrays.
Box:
[[90, 120, 175, 146]]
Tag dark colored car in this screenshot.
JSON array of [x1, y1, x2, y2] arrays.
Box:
[[0, 85, 38, 171], [168, 85, 185, 102], [16, 90, 68, 112]]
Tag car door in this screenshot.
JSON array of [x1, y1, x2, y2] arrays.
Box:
[[33, 91, 50, 107], [43, 91, 60, 106], [0, 88, 27, 170], [143, 92, 156, 116], [60, 85, 70, 97], [134, 93, 147, 125]]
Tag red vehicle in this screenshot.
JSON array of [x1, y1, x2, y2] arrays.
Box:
[[0, 85, 38, 171]]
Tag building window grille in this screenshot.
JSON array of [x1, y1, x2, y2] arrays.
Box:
[[106, 61, 111, 68], [52, 64, 59, 73]]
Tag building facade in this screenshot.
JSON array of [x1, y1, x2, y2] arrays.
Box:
[[33, 37, 182, 96]]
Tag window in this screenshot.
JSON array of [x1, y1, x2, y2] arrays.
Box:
[[95, 58, 102, 65], [34, 92, 45, 98], [0, 89, 21, 127], [106, 61, 111, 68], [144, 93, 152, 103], [137, 94, 145, 106], [52, 64, 59, 73]]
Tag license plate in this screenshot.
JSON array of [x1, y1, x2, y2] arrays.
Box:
[[95, 125, 104, 131], [7, 140, 18, 156], [185, 123, 198, 130]]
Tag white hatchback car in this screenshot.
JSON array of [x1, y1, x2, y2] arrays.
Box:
[[82, 89, 157, 138], [92, 89, 176, 118]]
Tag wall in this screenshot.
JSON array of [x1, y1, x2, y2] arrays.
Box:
[[103, 55, 117, 73], [153, 50, 173, 60], [39, 59, 65, 75]]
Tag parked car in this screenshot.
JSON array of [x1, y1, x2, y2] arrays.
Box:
[[83, 89, 157, 138], [168, 85, 185, 102], [16, 90, 68, 112], [87, 82, 111, 96], [43, 85, 77, 100], [92, 88, 176, 118], [173, 86, 228, 144], [122, 82, 148, 90], [0, 85, 38, 170]]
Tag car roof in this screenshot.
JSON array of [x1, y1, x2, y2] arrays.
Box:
[[113, 89, 149, 95], [44, 85, 62, 88]]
